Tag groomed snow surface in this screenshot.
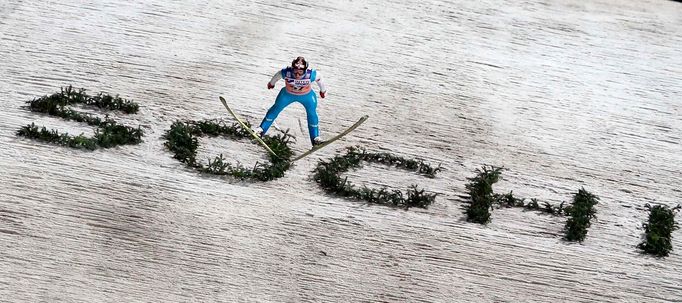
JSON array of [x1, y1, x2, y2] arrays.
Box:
[[1, 0, 681, 302]]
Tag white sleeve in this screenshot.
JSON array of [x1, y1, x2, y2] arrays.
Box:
[[315, 72, 327, 93], [269, 71, 282, 86]]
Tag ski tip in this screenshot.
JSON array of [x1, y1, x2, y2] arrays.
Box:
[[219, 96, 226, 102]]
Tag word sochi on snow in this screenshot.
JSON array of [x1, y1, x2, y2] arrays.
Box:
[[16, 87, 680, 257]]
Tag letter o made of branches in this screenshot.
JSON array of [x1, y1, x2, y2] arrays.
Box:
[[164, 119, 293, 182]]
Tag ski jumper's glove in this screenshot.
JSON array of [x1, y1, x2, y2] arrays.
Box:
[[320, 91, 326, 98], [267, 82, 275, 89]]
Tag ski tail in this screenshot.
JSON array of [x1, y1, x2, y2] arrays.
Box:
[[219, 96, 280, 159], [291, 115, 368, 162]]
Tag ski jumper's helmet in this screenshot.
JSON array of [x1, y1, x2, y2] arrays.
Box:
[[292, 56, 308, 70]]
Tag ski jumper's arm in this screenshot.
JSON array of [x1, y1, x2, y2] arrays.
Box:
[[311, 70, 327, 97], [315, 73, 326, 93], [267, 70, 283, 88]]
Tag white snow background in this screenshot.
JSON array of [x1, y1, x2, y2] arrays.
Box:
[[0, 0, 681, 302]]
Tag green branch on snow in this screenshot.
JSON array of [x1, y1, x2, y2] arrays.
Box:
[[638, 203, 680, 257], [463, 166, 568, 225], [563, 188, 599, 242], [163, 119, 293, 182], [16, 86, 143, 150], [464, 165, 503, 224], [313, 146, 440, 209], [495, 192, 567, 216], [26, 85, 139, 114]]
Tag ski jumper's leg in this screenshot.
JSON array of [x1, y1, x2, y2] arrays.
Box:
[[299, 92, 319, 145], [260, 89, 294, 134]]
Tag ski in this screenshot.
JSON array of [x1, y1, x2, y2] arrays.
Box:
[[291, 115, 369, 162], [219, 96, 280, 159]]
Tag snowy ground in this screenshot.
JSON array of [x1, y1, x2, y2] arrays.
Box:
[[1, 0, 681, 302]]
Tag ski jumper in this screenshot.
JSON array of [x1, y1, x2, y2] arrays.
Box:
[[259, 67, 327, 145]]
